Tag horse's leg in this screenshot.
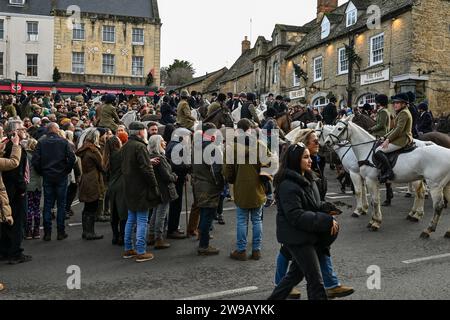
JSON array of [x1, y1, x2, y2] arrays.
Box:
[[405, 182, 413, 198], [444, 184, 450, 238], [407, 180, 425, 222], [350, 171, 364, 218], [420, 186, 445, 239], [366, 178, 382, 231], [361, 178, 369, 215]]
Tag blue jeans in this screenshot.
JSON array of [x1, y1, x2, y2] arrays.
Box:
[[236, 206, 263, 252], [199, 207, 216, 248], [275, 251, 340, 289], [43, 178, 68, 233], [125, 210, 149, 255]]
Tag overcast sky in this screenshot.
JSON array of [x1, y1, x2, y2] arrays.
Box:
[[159, 0, 346, 76]]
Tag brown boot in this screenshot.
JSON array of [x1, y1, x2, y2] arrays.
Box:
[[154, 239, 171, 250], [326, 285, 355, 299], [230, 250, 247, 261], [287, 288, 301, 299], [135, 252, 154, 263], [198, 246, 219, 256], [250, 250, 261, 260]]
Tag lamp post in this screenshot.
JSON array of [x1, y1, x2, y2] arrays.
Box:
[[15, 71, 24, 101]]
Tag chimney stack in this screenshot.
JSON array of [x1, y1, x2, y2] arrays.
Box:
[[242, 36, 251, 54], [317, 0, 338, 22]]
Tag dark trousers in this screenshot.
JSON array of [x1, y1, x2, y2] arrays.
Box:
[[216, 195, 225, 216], [268, 244, 328, 300], [0, 192, 26, 258], [65, 183, 78, 213], [111, 204, 126, 237], [199, 207, 216, 248], [43, 178, 68, 233], [168, 175, 185, 233], [84, 200, 99, 213]]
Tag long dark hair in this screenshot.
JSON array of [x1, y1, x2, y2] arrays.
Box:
[[102, 135, 122, 171], [274, 142, 311, 190]]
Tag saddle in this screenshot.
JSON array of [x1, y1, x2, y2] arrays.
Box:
[[372, 142, 417, 170]]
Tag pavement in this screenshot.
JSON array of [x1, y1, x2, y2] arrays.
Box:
[[1, 168, 450, 300]]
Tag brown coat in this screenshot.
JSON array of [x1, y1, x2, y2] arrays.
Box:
[[76, 143, 105, 203], [0, 145, 21, 223]]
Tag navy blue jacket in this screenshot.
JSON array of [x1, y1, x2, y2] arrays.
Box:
[[417, 111, 433, 134], [32, 132, 76, 183]]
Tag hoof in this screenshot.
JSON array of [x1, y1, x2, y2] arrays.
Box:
[[370, 226, 379, 232], [445, 232, 450, 239], [406, 215, 412, 221], [367, 223, 373, 229], [361, 211, 368, 216], [420, 232, 430, 239], [405, 193, 412, 198], [409, 217, 419, 223], [351, 213, 359, 218]]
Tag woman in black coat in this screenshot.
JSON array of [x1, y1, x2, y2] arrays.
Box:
[[268, 143, 339, 300]]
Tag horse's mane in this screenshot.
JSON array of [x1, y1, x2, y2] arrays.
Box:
[[352, 113, 376, 130], [419, 132, 450, 149], [348, 120, 376, 140]]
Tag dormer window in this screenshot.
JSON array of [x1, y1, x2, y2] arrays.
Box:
[[321, 16, 330, 39], [9, 0, 25, 6], [346, 2, 357, 27], [274, 33, 279, 46]]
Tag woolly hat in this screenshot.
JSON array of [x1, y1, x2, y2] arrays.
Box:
[[117, 131, 129, 144]]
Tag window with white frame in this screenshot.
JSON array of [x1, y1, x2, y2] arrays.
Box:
[[102, 54, 115, 74], [132, 56, 144, 76], [72, 52, 85, 74], [313, 56, 323, 82], [346, 2, 357, 27], [132, 28, 144, 44], [338, 47, 349, 74], [358, 93, 376, 107], [293, 69, 300, 87], [0, 20, 4, 40], [313, 97, 330, 112], [9, 0, 25, 6], [370, 33, 384, 66], [26, 54, 38, 76], [27, 21, 38, 41], [273, 61, 279, 84], [73, 23, 85, 40], [321, 16, 330, 39], [102, 26, 115, 43], [0, 52, 3, 76]]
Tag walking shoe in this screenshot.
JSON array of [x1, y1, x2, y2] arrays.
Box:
[[154, 239, 171, 250], [8, 254, 32, 265], [25, 230, 33, 240], [33, 229, 40, 239], [198, 246, 219, 256], [287, 288, 301, 299], [326, 285, 355, 299], [57, 232, 68, 240], [167, 231, 186, 239], [230, 250, 247, 261], [123, 250, 138, 259], [135, 252, 154, 263], [249, 250, 261, 260]]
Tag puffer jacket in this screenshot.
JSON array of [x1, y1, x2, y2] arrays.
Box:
[[275, 169, 336, 248]]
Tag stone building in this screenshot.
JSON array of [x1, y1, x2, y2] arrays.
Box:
[[0, 0, 55, 85], [52, 0, 161, 89], [284, 0, 450, 114], [174, 67, 227, 95]]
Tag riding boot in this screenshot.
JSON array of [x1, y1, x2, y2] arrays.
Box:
[[382, 183, 393, 207], [375, 151, 394, 183], [85, 211, 104, 241]]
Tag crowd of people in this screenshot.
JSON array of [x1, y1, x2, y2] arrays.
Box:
[[0, 84, 429, 299]]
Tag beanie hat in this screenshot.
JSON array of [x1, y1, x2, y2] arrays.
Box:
[[117, 131, 129, 144]]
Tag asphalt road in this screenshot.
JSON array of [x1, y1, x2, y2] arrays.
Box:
[[1, 168, 450, 300]]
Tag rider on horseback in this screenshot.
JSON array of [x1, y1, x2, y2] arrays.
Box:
[[176, 90, 197, 131], [206, 93, 227, 117], [368, 94, 391, 138], [374, 93, 413, 183], [240, 92, 261, 127]]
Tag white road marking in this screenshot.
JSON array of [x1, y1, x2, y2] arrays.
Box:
[[68, 223, 82, 227], [180, 286, 259, 300], [326, 196, 352, 199], [402, 253, 450, 264]]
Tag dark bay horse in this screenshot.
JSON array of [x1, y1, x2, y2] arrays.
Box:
[[203, 107, 234, 129]]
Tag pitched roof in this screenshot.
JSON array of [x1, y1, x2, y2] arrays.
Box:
[[286, 0, 414, 59], [0, 1, 52, 16], [275, 24, 308, 33], [175, 67, 228, 90], [54, 0, 159, 20], [217, 48, 256, 84], [0, 0, 160, 20]]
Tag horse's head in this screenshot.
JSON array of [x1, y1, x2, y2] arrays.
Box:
[[324, 118, 350, 147]]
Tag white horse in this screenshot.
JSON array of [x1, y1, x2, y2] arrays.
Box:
[[121, 110, 139, 129], [316, 123, 433, 220], [324, 116, 450, 238]]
